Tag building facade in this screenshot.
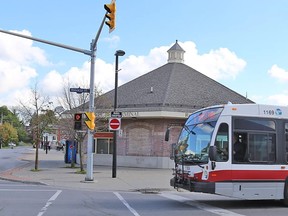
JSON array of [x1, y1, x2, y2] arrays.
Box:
[[89, 41, 253, 168]]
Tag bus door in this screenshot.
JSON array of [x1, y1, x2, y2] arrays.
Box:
[[206, 120, 231, 179], [207, 119, 232, 196]]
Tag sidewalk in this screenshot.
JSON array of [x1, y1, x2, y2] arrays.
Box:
[[0, 148, 173, 192]]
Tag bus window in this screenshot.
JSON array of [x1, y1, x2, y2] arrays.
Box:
[[215, 123, 228, 162], [248, 133, 276, 163], [285, 123, 288, 162], [234, 118, 276, 164], [234, 119, 276, 131], [233, 133, 247, 162]]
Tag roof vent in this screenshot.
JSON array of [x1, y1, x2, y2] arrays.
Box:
[[150, 87, 154, 93]]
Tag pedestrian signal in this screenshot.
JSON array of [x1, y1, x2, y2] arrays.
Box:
[[74, 113, 82, 130]]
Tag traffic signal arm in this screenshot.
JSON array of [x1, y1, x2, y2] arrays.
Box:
[[85, 112, 96, 130]]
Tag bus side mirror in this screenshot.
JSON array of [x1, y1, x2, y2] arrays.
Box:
[[209, 146, 217, 170], [209, 146, 217, 161], [165, 128, 170, 141]]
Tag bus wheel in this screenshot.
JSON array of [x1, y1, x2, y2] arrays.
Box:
[[283, 178, 288, 206]]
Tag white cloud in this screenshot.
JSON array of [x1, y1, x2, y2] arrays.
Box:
[[264, 65, 288, 106], [39, 61, 92, 98], [250, 92, 288, 106], [0, 61, 37, 95], [267, 94, 288, 106], [0, 36, 249, 107], [116, 41, 247, 89], [118, 46, 167, 87], [182, 42, 247, 80], [40, 70, 64, 95], [102, 35, 120, 49], [268, 64, 288, 82], [0, 30, 49, 66], [0, 29, 49, 106]]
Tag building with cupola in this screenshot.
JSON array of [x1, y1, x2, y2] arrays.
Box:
[[84, 40, 253, 168]]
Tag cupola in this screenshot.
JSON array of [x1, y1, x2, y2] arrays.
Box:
[[167, 40, 185, 63]]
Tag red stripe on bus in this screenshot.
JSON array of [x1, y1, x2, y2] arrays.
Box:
[[207, 169, 288, 182]]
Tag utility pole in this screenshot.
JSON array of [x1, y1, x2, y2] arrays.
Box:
[[112, 50, 125, 178]]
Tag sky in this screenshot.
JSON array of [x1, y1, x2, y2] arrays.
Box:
[[1, 0, 288, 109]]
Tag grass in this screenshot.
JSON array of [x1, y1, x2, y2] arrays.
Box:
[[30, 169, 41, 172], [75, 170, 86, 174], [63, 165, 86, 174]]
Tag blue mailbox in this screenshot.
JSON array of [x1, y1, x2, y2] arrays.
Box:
[[65, 140, 77, 164]]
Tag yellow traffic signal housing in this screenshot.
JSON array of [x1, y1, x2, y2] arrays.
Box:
[[104, 0, 116, 32], [85, 112, 96, 130]]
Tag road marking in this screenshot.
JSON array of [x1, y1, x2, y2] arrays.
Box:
[[37, 190, 62, 216], [114, 192, 141, 216], [160, 193, 245, 216]]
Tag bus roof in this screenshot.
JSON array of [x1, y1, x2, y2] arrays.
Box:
[[216, 103, 288, 119]]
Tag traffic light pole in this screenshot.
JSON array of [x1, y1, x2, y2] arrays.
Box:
[[0, 12, 108, 182], [85, 13, 107, 181]]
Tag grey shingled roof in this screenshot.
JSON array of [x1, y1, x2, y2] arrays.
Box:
[[94, 62, 254, 113]]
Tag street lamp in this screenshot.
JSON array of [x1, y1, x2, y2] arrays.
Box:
[[112, 49, 125, 178]]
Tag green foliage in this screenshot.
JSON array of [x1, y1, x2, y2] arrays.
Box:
[[0, 122, 18, 146], [30, 109, 58, 138], [75, 170, 86, 174], [0, 106, 28, 144]]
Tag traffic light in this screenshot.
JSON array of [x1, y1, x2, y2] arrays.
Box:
[[85, 112, 96, 130], [104, 0, 116, 33], [74, 113, 82, 130]]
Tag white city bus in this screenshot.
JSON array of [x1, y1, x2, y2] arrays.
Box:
[[166, 103, 288, 205]]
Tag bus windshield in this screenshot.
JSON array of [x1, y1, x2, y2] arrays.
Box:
[[175, 107, 224, 164]]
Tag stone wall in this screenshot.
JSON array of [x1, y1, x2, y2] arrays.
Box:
[[118, 119, 183, 157], [92, 118, 184, 168]]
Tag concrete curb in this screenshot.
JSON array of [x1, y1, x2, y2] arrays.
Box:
[[0, 162, 46, 185]]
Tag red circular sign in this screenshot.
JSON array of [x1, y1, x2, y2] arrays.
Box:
[[109, 118, 120, 130]]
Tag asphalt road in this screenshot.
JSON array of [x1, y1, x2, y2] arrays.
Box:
[[1, 179, 288, 216], [0, 147, 30, 172], [1, 147, 288, 216]]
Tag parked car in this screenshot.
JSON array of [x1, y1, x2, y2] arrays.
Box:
[[8, 143, 16, 149]]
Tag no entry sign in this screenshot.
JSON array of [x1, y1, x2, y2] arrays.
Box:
[[109, 118, 121, 130]]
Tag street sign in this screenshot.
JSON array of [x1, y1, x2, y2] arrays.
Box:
[[109, 118, 121, 130], [111, 111, 122, 118], [70, 87, 90, 94]]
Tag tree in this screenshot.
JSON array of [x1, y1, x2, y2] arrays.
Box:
[[18, 83, 57, 170], [57, 79, 102, 172], [0, 106, 27, 145], [0, 122, 18, 147]]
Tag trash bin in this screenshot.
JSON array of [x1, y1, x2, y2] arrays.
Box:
[[65, 140, 77, 163]]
